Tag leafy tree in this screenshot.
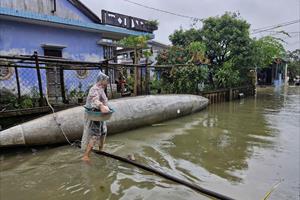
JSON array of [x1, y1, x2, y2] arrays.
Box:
[[157, 46, 189, 64], [164, 12, 287, 91], [157, 41, 207, 65], [200, 12, 251, 86], [169, 28, 202, 47], [201, 12, 251, 66], [156, 41, 209, 94], [287, 49, 300, 82], [252, 36, 285, 68], [187, 42, 209, 64]]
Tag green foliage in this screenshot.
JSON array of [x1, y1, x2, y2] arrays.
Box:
[[0, 86, 42, 110], [287, 49, 300, 81], [167, 12, 252, 88], [157, 41, 208, 65], [145, 20, 159, 27], [187, 42, 209, 64], [161, 65, 208, 94], [252, 36, 286, 68], [126, 75, 134, 92], [69, 82, 85, 100], [165, 12, 287, 90], [157, 46, 189, 64], [201, 12, 251, 68], [119, 35, 151, 49], [0, 88, 18, 110], [215, 61, 240, 88], [142, 49, 153, 58], [150, 73, 162, 94], [19, 96, 33, 108], [169, 28, 202, 47]]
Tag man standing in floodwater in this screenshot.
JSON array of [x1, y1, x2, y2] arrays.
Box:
[[82, 71, 110, 161]]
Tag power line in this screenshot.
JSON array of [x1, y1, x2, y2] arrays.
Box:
[[252, 20, 300, 34], [252, 20, 299, 31], [122, 0, 203, 21], [122, 0, 300, 44], [260, 31, 300, 34]]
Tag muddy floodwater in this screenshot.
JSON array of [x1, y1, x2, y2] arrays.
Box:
[[1, 86, 299, 200]]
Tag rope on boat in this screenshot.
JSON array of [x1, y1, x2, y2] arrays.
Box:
[[45, 88, 73, 145], [91, 149, 235, 200]]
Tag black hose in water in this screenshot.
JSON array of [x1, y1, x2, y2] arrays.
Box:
[[93, 150, 235, 200]]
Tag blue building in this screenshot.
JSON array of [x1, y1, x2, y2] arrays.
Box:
[[0, 0, 155, 103]]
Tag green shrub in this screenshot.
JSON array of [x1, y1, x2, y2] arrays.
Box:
[[161, 65, 208, 94], [215, 61, 240, 88]]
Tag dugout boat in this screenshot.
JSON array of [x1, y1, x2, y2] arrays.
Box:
[[0, 95, 208, 147]]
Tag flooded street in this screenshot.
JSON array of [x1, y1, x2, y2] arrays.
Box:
[[1, 86, 299, 200]]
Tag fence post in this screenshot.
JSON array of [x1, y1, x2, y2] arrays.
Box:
[[59, 66, 66, 103], [145, 61, 150, 95], [103, 61, 108, 96], [140, 65, 143, 95], [34, 51, 44, 106], [14, 66, 21, 101]]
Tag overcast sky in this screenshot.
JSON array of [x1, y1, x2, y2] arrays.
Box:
[[81, 0, 300, 51]]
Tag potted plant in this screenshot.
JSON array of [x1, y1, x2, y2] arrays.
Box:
[[77, 90, 84, 104], [145, 20, 159, 32]]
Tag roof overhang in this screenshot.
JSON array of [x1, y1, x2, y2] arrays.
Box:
[[0, 7, 154, 40], [41, 43, 67, 50]]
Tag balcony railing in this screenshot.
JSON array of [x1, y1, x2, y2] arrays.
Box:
[[101, 10, 158, 33]]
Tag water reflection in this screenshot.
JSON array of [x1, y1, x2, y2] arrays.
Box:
[[167, 100, 277, 183]]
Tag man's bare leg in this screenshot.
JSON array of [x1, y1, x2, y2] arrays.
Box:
[[82, 137, 96, 161]]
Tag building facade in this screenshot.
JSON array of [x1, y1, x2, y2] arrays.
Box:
[[0, 0, 155, 103]]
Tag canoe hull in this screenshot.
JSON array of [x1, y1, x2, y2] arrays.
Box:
[[0, 95, 208, 147]]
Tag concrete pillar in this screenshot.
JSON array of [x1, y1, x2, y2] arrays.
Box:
[[284, 63, 288, 85]]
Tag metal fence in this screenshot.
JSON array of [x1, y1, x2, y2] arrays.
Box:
[[0, 53, 255, 121], [0, 53, 119, 112]]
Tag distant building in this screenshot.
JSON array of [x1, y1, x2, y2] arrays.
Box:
[[0, 0, 156, 102], [116, 40, 169, 64], [115, 40, 169, 79], [257, 58, 288, 86]]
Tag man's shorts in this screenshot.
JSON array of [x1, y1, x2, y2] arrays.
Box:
[[81, 114, 107, 150], [89, 121, 107, 137]]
